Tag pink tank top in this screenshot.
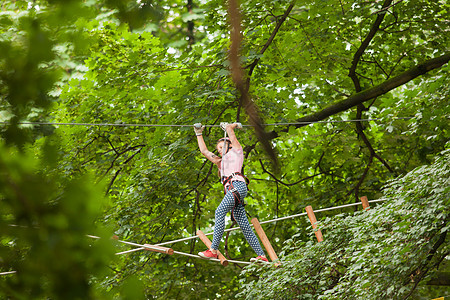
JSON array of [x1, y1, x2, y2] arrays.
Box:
[[220, 147, 245, 186]]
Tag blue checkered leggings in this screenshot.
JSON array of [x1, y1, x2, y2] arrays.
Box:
[[210, 181, 265, 256]]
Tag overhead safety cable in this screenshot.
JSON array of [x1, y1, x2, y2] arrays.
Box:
[[0, 117, 413, 128]]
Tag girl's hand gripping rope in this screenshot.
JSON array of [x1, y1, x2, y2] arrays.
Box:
[[220, 122, 229, 132], [193, 123, 205, 136], [220, 122, 242, 131]]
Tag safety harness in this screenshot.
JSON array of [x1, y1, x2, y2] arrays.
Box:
[[221, 172, 249, 191], [221, 173, 249, 221]]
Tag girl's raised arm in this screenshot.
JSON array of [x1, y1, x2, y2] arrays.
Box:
[[222, 122, 242, 150], [194, 124, 221, 166]]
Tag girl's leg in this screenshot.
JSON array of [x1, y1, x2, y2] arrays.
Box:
[[233, 204, 265, 256], [210, 190, 236, 250]]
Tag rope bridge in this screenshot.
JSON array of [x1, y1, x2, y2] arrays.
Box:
[[0, 197, 385, 274], [90, 197, 385, 266]]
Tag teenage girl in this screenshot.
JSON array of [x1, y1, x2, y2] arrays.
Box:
[[194, 122, 268, 262]]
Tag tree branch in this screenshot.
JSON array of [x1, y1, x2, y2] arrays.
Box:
[[105, 136, 119, 155], [426, 272, 450, 286], [266, 52, 450, 140], [351, 154, 373, 201], [403, 231, 448, 299], [105, 145, 145, 193], [371, 0, 405, 15], [338, 0, 345, 15], [104, 144, 146, 176], [186, 0, 195, 48], [355, 106, 394, 174], [245, 3, 296, 81], [259, 159, 323, 187], [237, 1, 295, 121], [348, 0, 393, 92]]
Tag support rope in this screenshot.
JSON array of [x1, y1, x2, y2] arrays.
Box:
[[0, 271, 16, 276], [0, 117, 413, 128], [173, 251, 251, 265], [89, 235, 251, 264]]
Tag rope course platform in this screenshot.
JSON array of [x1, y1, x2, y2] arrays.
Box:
[[1, 197, 385, 275], [94, 198, 385, 265]]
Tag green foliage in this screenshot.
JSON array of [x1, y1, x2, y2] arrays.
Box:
[[0, 139, 118, 299], [0, 1, 132, 299], [238, 149, 450, 299], [1, 0, 449, 298]]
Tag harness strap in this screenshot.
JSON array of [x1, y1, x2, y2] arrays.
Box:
[[226, 182, 246, 222], [221, 129, 228, 177], [221, 172, 249, 188]]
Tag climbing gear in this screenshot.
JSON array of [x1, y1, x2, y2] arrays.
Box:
[[222, 179, 248, 222], [220, 122, 230, 131], [220, 123, 230, 157], [193, 123, 205, 136], [221, 172, 249, 188], [250, 256, 269, 263], [220, 122, 242, 131], [198, 249, 218, 259]]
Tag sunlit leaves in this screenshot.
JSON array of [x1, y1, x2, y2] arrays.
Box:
[[238, 149, 450, 299], [2, 0, 449, 298]]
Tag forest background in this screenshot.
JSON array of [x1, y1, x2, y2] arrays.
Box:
[[0, 0, 449, 299]]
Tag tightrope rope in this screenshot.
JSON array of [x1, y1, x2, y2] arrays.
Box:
[[0, 271, 16, 276], [87, 235, 251, 264], [172, 251, 251, 265], [0, 117, 413, 128]]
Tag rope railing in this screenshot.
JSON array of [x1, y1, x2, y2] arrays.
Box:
[[0, 271, 16, 276]]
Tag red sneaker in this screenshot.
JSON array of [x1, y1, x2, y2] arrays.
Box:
[[198, 249, 218, 259], [250, 255, 269, 263]]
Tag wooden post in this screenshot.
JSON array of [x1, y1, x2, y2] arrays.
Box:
[[196, 230, 229, 266], [143, 244, 174, 255], [360, 196, 370, 210], [251, 218, 279, 264], [305, 205, 323, 242]]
